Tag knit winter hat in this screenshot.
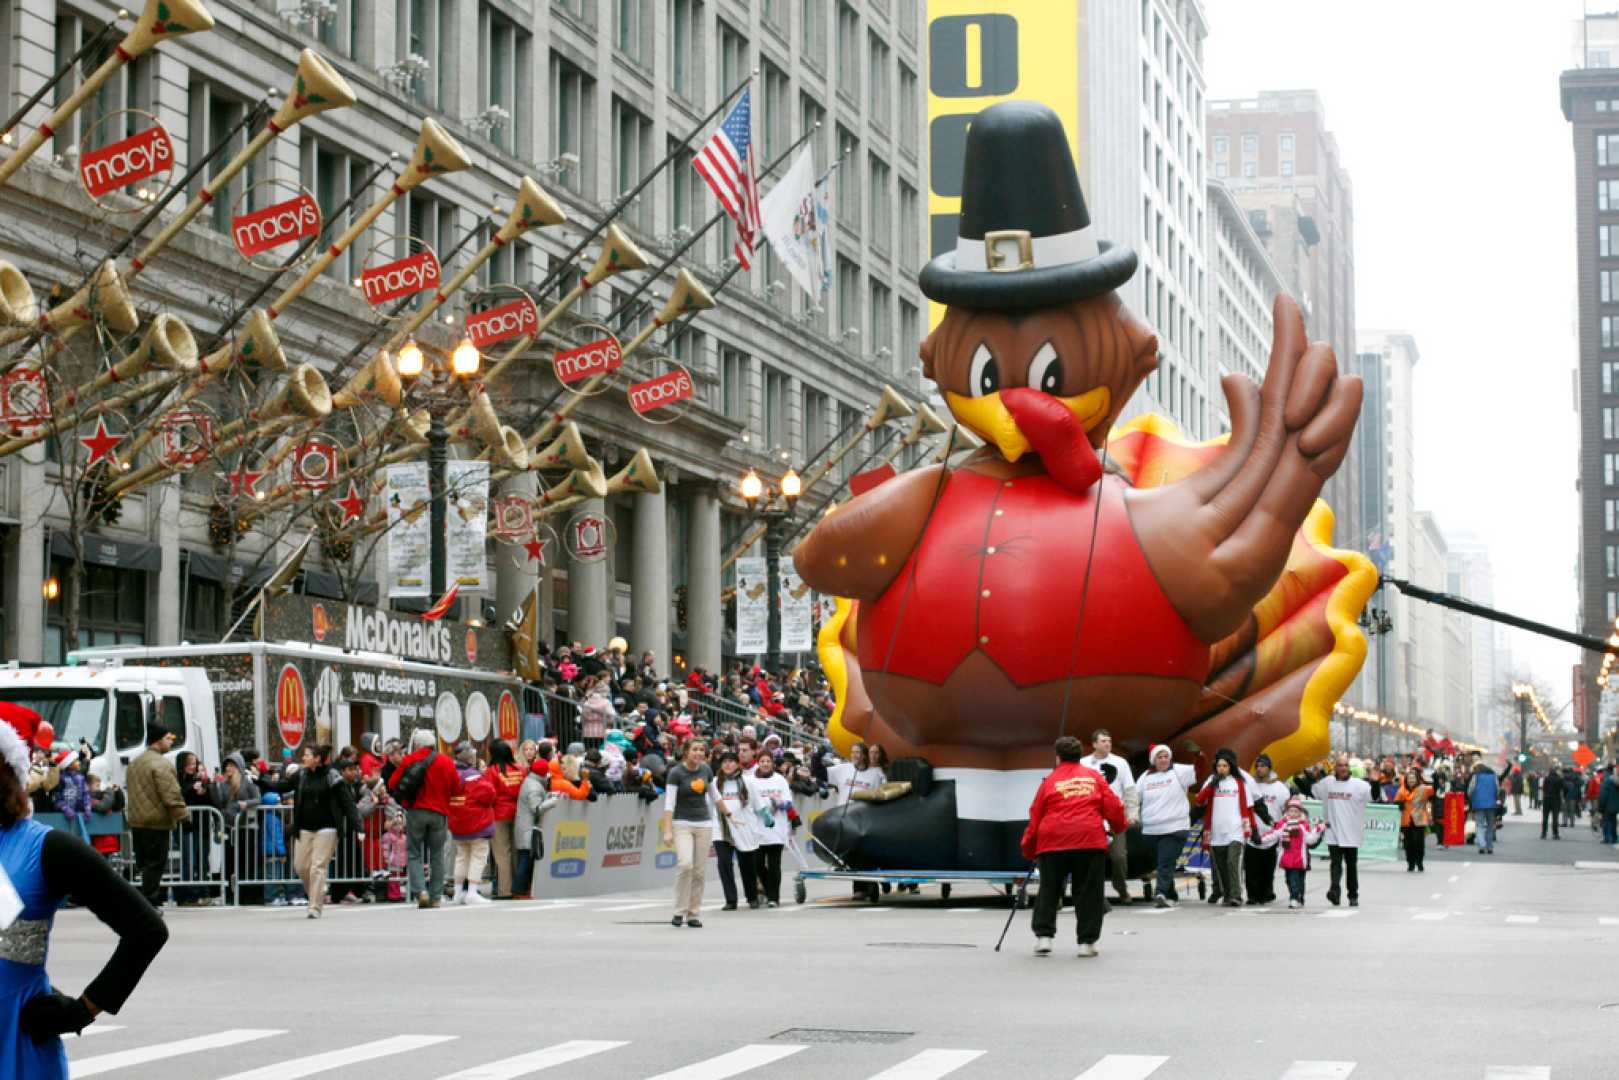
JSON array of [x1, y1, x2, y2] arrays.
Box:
[[145, 719, 170, 746], [1254, 753, 1273, 769], [1286, 795, 1304, 809]]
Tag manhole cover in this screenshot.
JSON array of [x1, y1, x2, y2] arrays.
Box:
[[772, 1029, 915, 1045], [867, 942, 977, 950]]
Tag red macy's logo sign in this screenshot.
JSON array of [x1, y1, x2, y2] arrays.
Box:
[[80, 126, 173, 198], [360, 250, 441, 306], [628, 369, 694, 415], [466, 296, 538, 349], [233, 194, 321, 259], [554, 336, 622, 385]]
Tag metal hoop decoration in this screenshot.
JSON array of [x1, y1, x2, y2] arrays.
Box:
[[156, 402, 216, 470], [489, 492, 535, 543], [354, 233, 442, 321], [228, 178, 323, 272], [75, 108, 178, 213], [499, 520, 559, 573], [551, 321, 623, 399], [563, 509, 615, 565], [0, 370, 50, 434], [290, 433, 346, 493], [459, 283, 539, 352], [624, 356, 695, 427]]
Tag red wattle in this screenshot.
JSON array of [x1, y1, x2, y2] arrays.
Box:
[[1001, 388, 1102, 493]]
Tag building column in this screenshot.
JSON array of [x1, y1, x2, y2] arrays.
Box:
[[154, 479, 180, 645], [630, 486, 669, 673], [566, 496, 610, 648], [494, 472, 539, 625], [686, 484, 721, 673], [8, 455, 45, 662]]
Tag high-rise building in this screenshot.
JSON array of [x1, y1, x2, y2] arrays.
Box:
[[1447, 533, 1505, 745], [1560, 14, 1619, 743], [1204, 179, 1292, 426], [1206, 90, 1360, 553]]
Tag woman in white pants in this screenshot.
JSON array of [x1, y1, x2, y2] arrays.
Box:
[[660, 739, 732, 928]]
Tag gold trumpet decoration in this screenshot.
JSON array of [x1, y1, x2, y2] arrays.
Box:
[[461, 391, 528, 471], [0, 0, 216, 189], [931, 424, 984, 464], [1, 261, 139, 349], [266, 117, 472, 320], [126, 49, 356, 282], [330, 349, 404, 411], [604, 448, 660, 496], [528, 422, 591, 472], [0, 263, 39, 328]]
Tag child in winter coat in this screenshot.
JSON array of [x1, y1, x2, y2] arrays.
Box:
[[380, 812, 408, 901], [50, 750, 93, 843], [1261, 795, 1327, 908]]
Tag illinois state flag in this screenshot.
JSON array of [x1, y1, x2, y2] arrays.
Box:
[[759, 144, 830, 300]]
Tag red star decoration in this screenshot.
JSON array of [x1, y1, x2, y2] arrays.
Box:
[[335, 481, 366, 524], [224, 464, 264, 498], [523, 534, 551, 566], [79, 417, 121, 468]]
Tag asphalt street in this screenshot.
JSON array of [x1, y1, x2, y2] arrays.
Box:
[[44, 808, 1619, 1080]]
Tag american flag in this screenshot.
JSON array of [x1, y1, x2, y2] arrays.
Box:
[[694, 89, 761, 269]]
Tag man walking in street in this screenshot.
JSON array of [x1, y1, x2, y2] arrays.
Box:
[[1599, 765, 1619, 847], [1080, 729, 1137, 906], [125, 721, 187, 910], [1540, 765, 1562, 840], [1314, 753, 1371, 906], [1244, 754, 1292, 905], [1467, 759, 1500, 855], [1021, 736, 1127, 958], [387, 728, 464, 908]]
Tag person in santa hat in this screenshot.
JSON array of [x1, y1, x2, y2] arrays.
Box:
[[0, 704, 167, 1077]]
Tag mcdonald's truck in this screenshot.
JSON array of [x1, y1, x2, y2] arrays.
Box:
[[7, 595, 530, 781]]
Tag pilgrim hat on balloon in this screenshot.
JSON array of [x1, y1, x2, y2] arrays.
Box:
[[919, 100, 1136, 311]]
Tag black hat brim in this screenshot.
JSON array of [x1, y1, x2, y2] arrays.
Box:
[[918, 241, 1137, 311]]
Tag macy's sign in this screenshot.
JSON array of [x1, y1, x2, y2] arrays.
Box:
[[80, 126, 173, 198], [232, 194, 321, 258]]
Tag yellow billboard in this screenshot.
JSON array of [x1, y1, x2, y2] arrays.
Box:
[[925, 0, 1083, 327]]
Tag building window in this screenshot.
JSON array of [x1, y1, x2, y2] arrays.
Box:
[[1609, 591, 1618, 623], [398, 0, 449, 107], [1599, 133, 1619, 166], [190, 81, 253, 234], [803, 0, 828, 69], [868, 155, 891, 251], [899, 182, 919, 261], [869, 279, 893, 363], [550, 53, 595, 195], [719, 346, 746, 418], [1602, 224, 1619, 258], [54, 10, 155, 157], [868, 31, 891, 127], [613, 98, 652, 231], [1213, 135, 1228, 158], [480, 5, 531, 157], [668, 139, 697, 233], [898, 63, 919, 151], [1279, 132, 1295, 153], [763, 367, 787, 449], [1280, 160, 1294, 177], [1606, 360, 1619, 394], [1605, 315, 1619, 349], [1606, 270, 1619, 304], [1215, 161, 1228, 179], [762, 61, 790, 160], [804, 390, 829, 452], [837, 2, 861, 98], [668, 0, 701, 104], [837, 126, 860, 228], [1607, 545, 1619, 578], [1608, 497, 1619, 532], [617, 0, 649, 60], [839, 404, 861, 479], [46, 560, 146, 663], [801, 94, 827, 166], [1602, 179, 1619, 212], [837, 257, 861, 340], [1241, 133, 1257, 155], [1242, 161, 1257, 178], [1607, 405, 1619, 439], [302, 136, 372, 282], [900, 299, 920, 375], [1607, 452, 1619, 485], [719, 21, 749, 95]]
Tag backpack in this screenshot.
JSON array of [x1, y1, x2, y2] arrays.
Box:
[[392, 751, 437, 807]]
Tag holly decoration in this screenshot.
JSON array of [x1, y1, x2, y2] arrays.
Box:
[[149, 3, 195, 36], [417, 145, 448, 176], [291, 75, 329, 110], [207, 500, 248, 551]]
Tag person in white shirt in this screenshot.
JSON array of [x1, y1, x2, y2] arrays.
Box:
[[827, 743, 885, 807], [1312, 752, 1372, 907], [742, 755, 793, 907], [710, 750, 760, 910], [1194, 748, 1255, 907], [1080, 730, 1138, 905], [1243, 753, 1292, 905], [1137, 744, 1197, 908]]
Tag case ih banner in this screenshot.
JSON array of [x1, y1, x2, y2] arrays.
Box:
[[466, 296, 538, 349], [79, 125, 174, 198], [262, 594, 512, 673], [232, 193, 321, 258], [360, 250, 441, 307], [628, 368, 694, 415], [554, 336, 622, 385]]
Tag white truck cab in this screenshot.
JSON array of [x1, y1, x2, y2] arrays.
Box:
[[0, 661, 220, 785]]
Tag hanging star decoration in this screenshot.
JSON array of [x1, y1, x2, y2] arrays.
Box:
[[224, 464, 264, 498], [79, 417, 122, 468], [335, 480, 367, 525], [523, 533, 551, 566]]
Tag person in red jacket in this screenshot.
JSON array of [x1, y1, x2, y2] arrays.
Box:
[[484, 740, 525, 899], [386, 729, 464, 909], [1021, 736, 1127, 958], [448, 742, 497, 905]]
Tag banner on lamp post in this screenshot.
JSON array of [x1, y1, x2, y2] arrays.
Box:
[[779, 565, 813, 653], [445, 460, 491, 592], [385, 462, 431, 599], [735, 556, 769, 656]]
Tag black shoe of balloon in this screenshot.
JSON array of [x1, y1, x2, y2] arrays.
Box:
[[20, 991, 94, 1043]]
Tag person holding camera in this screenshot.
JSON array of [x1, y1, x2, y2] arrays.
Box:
[[1022, 736, 1127, 958]]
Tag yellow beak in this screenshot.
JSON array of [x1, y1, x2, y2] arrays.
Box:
[[944, 387, 1112, 462]]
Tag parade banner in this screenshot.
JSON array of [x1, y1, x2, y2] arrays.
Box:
[[1442, 791, 1467, 846], [735, 556, 769, 655], [1301, 799, 1401, 861], [385, 462, 431, 598], [779, 564, 813, 653], [759, 144, 831, 299], [445, 459, 490, 591], [925, 0, 1083, 329]]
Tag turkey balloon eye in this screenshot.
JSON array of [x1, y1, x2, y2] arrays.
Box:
[[968, 344, 999, 397], [1028, 342, 1062, 395]]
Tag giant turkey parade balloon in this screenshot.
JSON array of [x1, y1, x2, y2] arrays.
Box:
[[795, 102, 1377, 871]]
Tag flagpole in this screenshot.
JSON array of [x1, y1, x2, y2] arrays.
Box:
[[528, 71, 756, 304]]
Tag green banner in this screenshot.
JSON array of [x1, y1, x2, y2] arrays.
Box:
[[1301, 799, 1401, 861]]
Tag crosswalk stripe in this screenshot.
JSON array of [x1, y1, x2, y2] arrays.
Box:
[[214, 1034, 457, 1079], [1412, 912, 1448, 922], [600, 902, 663, 912], [1505, 915, 1539, 925], [1317, 910, 1358, 919], [70, 1029, 284, 1078], [1483, 1068, 1550, 1079], [1279, 1062, 1355, 1079], [864, 1048, 985, 1079], [1072, 1053, 1169, 1079], [1599, 917, 1619, 926], [1130, 908, 1173, 916], [643, 1043, 806, 1080], [856, 906, 895, 913], [64, 1025, 125, 1040], [1573, 861, 1618, 870], [432, 1039, 628, 1079]]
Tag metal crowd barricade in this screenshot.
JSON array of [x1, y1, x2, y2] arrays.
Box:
[[232, 803, 389, 905], [539, 689, 583, 749], [114, 805, 231, 906]]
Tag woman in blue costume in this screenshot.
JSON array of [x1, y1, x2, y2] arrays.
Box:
[[0, 704, 168, 1079]]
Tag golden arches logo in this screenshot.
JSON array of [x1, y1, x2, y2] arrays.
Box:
[[276, 663, 307, 750], [497, 690, 519, 740]]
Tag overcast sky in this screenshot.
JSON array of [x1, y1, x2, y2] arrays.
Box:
[[1203, 0, 1585, 709]]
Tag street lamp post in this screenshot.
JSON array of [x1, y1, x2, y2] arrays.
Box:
[[396, 336, 480, 610], [739, 465, 801, 672]]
